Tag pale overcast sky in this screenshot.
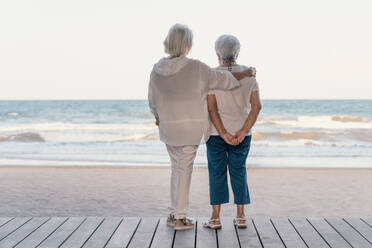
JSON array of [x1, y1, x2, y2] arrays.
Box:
[[0, 0, 371, 100]]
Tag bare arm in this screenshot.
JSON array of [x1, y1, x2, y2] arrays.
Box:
[[234, 91, 262, 143], [242, 91, 262, 131], [207, 94, 226, 135], [207, 94, 237, 145]]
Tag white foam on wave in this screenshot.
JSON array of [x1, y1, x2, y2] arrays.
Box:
[[259, 115, 372, 129], [0, 122, 157, 132], [7, 112, 19, 116], [37, 131, 159, 143]]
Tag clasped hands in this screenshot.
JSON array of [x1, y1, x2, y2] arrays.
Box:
[[220, 128, 248, 146]]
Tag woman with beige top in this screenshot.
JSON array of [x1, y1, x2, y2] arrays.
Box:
[[203, 34, 262, 230], [148, 24, 255, 230]]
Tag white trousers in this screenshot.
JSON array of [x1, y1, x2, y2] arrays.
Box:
[[166, 144, 199, 219]]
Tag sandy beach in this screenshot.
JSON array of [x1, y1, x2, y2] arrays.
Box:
[[0, 166, 371, 218]]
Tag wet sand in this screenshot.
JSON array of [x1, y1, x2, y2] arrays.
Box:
[[0, 166, 371, 217]]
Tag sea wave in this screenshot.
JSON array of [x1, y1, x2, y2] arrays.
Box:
[[7, 112, 19, 116], [253, 131, 328, 141], [0, 122, 157, 132], [118, 133, 158, 142], [252, 130, 372, 142], [258, 115, 372, 129], [1, 129, 371, 144], [0, 132, 45, 142], [0, 131, 159, 143]]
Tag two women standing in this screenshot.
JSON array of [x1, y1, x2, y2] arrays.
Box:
[[148, 24, 261, 230]]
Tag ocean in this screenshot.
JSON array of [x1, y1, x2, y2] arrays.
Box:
[[0, 100, 371, 167]]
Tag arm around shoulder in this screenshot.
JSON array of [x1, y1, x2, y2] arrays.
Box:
[[196, 60, 240, 91]]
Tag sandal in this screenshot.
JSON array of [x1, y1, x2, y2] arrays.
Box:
[[233, 217, 247, 229], [203, 218, 222, 230], [174, 218, 194, 231], [166, 214, 175, 227], [167, 214, 194, 227]]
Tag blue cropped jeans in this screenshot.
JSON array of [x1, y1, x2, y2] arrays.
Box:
[[206, 135, 251, 205]]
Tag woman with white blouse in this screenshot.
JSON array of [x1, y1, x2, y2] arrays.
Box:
[[203, 34, 262, 230], [148, 24, 255, 230]]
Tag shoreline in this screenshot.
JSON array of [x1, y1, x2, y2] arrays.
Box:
[[1, 166, 372, 217], [1, 164, 372, 169]]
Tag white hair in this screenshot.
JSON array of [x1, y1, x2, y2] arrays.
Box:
[[215, 34, 240, 61], [163, 24, 193, 57]]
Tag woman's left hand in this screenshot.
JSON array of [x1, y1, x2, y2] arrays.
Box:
[[234, 128, 248, 144]]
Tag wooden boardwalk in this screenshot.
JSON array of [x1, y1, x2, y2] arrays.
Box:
[[0, 217, 372, 247]]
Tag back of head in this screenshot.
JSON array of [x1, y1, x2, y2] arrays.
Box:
[[215, 34, 240, 62], [163, 24, 193, 57]]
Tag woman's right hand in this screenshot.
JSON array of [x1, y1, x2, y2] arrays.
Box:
[[221, 132, 238, 146], [245, 67, 256, 77], [232, 67, 257, 80]]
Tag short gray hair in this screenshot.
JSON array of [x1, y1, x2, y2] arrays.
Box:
[[164, 24, 193, 57], [215, 34, 240, 61]]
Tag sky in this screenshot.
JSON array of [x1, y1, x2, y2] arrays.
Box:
[[0, 0, 371, 100]]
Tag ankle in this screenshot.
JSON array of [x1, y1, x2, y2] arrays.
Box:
[[211, 215, 220, 220], [237, 213, 245, 218]]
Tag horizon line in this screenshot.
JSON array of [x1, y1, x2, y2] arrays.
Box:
[[0, 98, 372, 101]]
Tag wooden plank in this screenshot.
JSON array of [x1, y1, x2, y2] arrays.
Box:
[[173, 219, 196, 248], [59, 217, 104, 248], [234, 218, 261, 248], [106, 217, 141, 248], [253, 217, 285, 248], [307, 218, 350, 248], [361, 219, 372, 242], [289, 218, 329, 248], [271, 218, 307, 248], [0, 218, 13, 228], [0, 218, 31, 241], [82, 217, 122, 248], [150, 218, 174, 248], [216, 218, 240, 248], [0, 217, 49, 248], [15, 217, 68, 248], [37, 217, 86, 248], [363, 218, 372, 228], [127, 217, 159, 248], [344, 218, 372, 244], [195, 218, 217, 248], [326, 218, 372, 248]]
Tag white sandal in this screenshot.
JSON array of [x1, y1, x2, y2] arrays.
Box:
[[233, 217, 247, 229], [203, 218, 222, 230]]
